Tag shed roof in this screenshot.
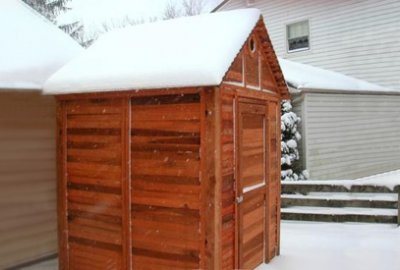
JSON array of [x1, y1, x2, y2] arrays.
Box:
[[44, 9, 284, 95], [0, 0, 83, 91], [279, 58, 396, 94]]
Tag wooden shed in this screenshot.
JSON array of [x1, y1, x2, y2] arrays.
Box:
[[44, 9, 289, 270]]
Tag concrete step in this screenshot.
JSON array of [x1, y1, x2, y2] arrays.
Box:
[[281, 206, 398, 224], [282, 194, 398, 209], [282, 183, 399, 194], [280, 180, 400, 224], [283, 192, 398, 201]]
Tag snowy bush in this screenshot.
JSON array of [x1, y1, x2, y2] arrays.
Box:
[[281, 100, 308, 181]]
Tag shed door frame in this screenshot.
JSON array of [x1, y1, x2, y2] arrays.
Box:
[[235, 99, 269, 269]]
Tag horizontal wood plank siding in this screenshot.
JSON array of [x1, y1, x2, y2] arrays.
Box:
[[0, 92, 57, 269], [219, 0, 400, 89], [65, 98, 126, 269], [131, 93, 202, 269], [303, 93, 400, 179]]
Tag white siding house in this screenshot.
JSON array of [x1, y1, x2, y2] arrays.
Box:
[[0, 0, 82, 268], [216, 0, 400, 179], [279, 59, 400, 180], [216, 0, 400, 90], [297, 92, 400, 179]]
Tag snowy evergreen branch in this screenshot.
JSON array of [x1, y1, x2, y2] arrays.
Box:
[[281, 100, 308, 181]]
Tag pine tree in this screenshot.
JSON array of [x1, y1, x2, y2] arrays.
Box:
[[281, 100, 308, 181], [23, 0, 69, 22], [23, 0, 86, 46]]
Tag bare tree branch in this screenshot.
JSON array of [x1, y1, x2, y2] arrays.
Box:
[[182, 0, 204, 16], [163, 0, 205, 19], [163, 0, 181, 19]]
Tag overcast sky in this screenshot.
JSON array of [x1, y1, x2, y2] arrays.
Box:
[[59, 0, 223, 40]]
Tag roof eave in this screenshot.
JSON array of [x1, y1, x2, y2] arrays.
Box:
[[211, 0, 232, 12], [0, 83, 42, 92]]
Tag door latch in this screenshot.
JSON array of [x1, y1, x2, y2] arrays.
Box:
[[236, 195, 244, 204]]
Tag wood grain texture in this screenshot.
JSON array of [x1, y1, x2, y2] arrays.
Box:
[[266, 101, 280, 261], [121, 98, 132, 269], [244, 36, 260, 88], [131, 93, 202, 269], [57, 99, 68, 270], [53, 16, 286, 269], [225, 53, 244, 83], [237, 101, 267, 269], [202, 87, 222, 270], [222, 18, 289, 99], [64, 98, 126, 269], [219, 86, 282, 269], [220, 92, 236, 270]]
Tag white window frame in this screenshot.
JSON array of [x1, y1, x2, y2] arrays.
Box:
[[286, 20, 310, 53]]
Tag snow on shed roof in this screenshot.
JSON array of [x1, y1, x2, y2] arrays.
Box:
[[0, 0, 83, 91], [278, 58, 396, 94], [44, 9, 261, 95]]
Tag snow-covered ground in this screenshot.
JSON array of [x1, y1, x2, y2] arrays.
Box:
[[258, 221, 400, 270], [23, 222, 400, 270]]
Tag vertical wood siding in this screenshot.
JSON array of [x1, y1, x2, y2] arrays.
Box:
[[303, 93, 400, 179], [220, 92, 235, 270], [219, 0, 400, 89], [266, 101, 280, 260], [219, 27, 282, 267], [130, 94, 202, 269], [0, 92, 57, 269]]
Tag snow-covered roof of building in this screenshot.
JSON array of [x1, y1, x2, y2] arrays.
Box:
[[0, 0, 83, 91], [44, 9, 262, 95], [279, 58, 396, 94]]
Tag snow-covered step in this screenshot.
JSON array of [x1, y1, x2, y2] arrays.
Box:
[[284, 192, 398, 201], [282, 183, 399, 194], [282, 193, 398, 209], [282, 206, 398, 224], [280, 176, 400, 224], [282, 206, 397, 216], [282, 180, 400, 194]]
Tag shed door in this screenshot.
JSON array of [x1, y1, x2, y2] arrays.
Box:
[[237, 102, 267, 269]]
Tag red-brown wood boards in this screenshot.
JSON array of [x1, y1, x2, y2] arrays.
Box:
[[54, 13, 289, 270]]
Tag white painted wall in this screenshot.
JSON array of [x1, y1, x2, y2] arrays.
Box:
[[219, 0, 400, 90], [298, 92, 400, 179]]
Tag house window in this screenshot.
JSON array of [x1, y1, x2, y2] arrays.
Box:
[[287, 20, 309, 52]]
